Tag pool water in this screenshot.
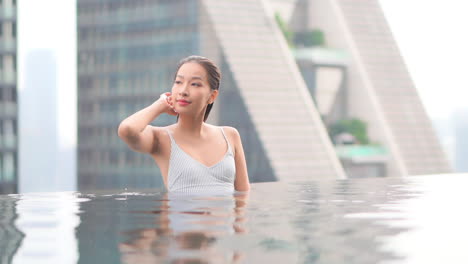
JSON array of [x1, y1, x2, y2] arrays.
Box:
[[1, 174, 467, 264]]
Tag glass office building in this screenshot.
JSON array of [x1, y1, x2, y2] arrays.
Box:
[[0, 0, 17, 194], [77, 0, 198, 190]]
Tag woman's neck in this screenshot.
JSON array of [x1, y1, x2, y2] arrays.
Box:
[[175, 114, 206, 138]]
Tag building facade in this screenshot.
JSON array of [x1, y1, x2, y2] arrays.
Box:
[[0, 0, 17, 194], [454, 109, 468, 172], [289, 0, 451, 176], [77, 0, 198, 190]]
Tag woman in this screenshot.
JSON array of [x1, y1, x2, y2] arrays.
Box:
[[118, 56, 250, 193]]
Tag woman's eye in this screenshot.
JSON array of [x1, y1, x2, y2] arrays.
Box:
[[192, 83, 202, 87], [175, 80, 182, 84]]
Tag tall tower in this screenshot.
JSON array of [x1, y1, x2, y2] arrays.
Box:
[[454, 109, 468, 172], [77, 0, 199, 190], [0, 0, 17, 194]]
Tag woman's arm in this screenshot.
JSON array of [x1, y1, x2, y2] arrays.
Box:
[[226, 127, 250, 191], [118, 93, 176, 154]]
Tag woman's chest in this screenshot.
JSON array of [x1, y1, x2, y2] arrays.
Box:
[[175, 138, 229, 168]]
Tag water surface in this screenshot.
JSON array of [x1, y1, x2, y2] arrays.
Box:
[[1, 174, 467, 263]]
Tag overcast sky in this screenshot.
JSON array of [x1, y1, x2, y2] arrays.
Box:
[[379, 0, 468, 120]]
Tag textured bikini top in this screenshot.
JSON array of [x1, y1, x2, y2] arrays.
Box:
[[165, 127, 236, 194]]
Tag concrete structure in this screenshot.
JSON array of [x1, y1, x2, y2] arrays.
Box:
[[0, 0, 17, 194], [293, 47, 349, 126], [201, 0, 345, 180], [290, 0, 451, 176]]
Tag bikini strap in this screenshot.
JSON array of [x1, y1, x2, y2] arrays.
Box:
[[220, 127, 233, 154], [165, 129, 175, 144]]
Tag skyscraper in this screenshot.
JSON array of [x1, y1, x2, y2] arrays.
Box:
[[290, 0, 451, 176], [77, 0, 201, 190], [454, 109, 468, 172], [0, 0, 17, 194]]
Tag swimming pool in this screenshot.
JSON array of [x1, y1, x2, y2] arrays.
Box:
[[1, 174, 467, 263]]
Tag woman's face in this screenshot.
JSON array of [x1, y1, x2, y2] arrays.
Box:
[[171, 62, 217, 118]]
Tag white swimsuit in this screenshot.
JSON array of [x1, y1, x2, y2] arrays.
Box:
[[165, 127, 236, 194]]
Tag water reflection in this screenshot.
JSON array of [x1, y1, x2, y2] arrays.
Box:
[[0, 175, 467, 263], [118, 193, 248, 264], [0, 196, 24, 264], [12, 192, 82, 264]]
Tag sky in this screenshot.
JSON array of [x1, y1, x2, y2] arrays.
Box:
[[379, 0, 468, 120], [18, 0, 77, 192]]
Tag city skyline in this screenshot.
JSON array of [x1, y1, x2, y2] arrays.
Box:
[[4, 0, 464, 194]]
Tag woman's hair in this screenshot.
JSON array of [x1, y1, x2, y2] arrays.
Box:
[[174, 55, 221, 122]]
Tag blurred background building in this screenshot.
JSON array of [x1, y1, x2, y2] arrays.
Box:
[[288, 0, 451, 177], [454, 108, 468, 172], [0, 0, 17, 194], [1, 0, 453, 194]]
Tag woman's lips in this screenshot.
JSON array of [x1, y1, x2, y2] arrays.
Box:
[[176, 100, 191, 106]]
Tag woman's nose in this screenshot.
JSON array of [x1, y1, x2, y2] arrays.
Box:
[[179, 85, 189, 96]]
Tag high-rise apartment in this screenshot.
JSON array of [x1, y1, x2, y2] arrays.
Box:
[[0, 0, 17, 194], [454, 109, 468, 172]]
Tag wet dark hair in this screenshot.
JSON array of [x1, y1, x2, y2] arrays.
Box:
[[174, 55, 221, 122]]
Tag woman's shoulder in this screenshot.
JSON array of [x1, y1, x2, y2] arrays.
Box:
[[151, 124, 176, 132], [150, 125, 176, 141], [205, 124, 239, 136], [209, 125, 241, 144], [221, 126, 240, 137]]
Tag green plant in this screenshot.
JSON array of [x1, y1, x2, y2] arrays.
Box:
[[294, 29, 326, 47], [274, 12, 294, 47], [329, 118, 369, 144]]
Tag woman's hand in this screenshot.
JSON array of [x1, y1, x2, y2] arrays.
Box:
[[159, 92, 178, 116]]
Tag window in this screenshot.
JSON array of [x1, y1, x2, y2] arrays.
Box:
[[11, 87, 16, 102], [3, 153, 15, 181], [12, 22, 16, 38], [4, 87, 12, 101], [0, 154, 3, 182]]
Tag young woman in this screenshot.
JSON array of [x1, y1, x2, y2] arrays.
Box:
[[118, 56, 250, 193]]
